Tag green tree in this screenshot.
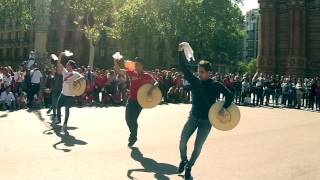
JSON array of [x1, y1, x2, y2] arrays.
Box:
[[112, 0, 244, 65], [68, 0, 113, 67], [247, 58, 257, 74], [0, 0, 34, 29]]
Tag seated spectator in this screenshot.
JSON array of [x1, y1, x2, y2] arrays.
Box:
[[16, 91, 27, 110], [0, 87, 16, 111]]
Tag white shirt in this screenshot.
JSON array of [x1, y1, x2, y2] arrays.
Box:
[[62, 69, 82, 96], [0, 91, 15, 104], [31, 69, 43, 84]]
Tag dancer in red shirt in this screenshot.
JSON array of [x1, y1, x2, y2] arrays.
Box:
[[114, 56, 158, 146]]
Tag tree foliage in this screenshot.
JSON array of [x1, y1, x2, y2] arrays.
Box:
[[0, 0, 34, 29], [68, 0, 113, 45], [112, 0, 244, 63], [1, 0, 245, 67]]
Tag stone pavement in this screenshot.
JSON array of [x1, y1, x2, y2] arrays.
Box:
[[0, 105, 320, 180]]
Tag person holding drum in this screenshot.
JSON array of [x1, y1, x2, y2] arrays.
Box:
[[177, 43, 234, 180], [55, 51, 84, 131], [113, 53, 158, 147]]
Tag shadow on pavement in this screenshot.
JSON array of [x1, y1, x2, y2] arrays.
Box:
[[0, 113, 8, 118], [127, 147, 178, 180], [43, 125, 87, 152], [33, 110, 45, 121]]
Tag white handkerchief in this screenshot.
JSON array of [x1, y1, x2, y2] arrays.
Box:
[[180, 42, 195, 62], [112, 52, 123, 60], [64, 50, 74, 57], [50, 54, 58, 61]]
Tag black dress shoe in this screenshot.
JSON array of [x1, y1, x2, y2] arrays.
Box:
[[177, 160, 188, 174]]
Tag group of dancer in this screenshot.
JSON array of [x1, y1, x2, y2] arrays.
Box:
[[50, 43, 234, 180]]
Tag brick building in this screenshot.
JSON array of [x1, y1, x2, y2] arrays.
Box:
[[257, 0, 320, 76]]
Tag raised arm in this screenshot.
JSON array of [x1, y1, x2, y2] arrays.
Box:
[[178, 50, 198, 85], [57, 52, 65, 75], [113, 59, 126, 76]]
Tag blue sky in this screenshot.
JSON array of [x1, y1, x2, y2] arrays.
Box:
[[240, 0, 259, 14]]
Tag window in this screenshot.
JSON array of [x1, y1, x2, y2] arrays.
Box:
[[24, 32, 30, 42], [100, 49, 105, 57], [14, 48, 20, 57], [8, 32, 12, 41], [16, 31, 19, 41], [7, 48, 12, 57]]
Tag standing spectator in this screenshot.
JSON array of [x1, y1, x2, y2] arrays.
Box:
[[315, 80, 320, 111], [29, 64, 43, 108], [281, 78, 290, 107], [309, 79, 316, 110], [234, 75, 242, 105], [288, 80, 296, 108], [295, 79, 306, 109], [263, 75, 271, 106], [95, 69, 108, 103], [163, 71, 173, 103], [253, 73, 264, 106], [274, 76, 282, 107], [241, 77, 251, 105]]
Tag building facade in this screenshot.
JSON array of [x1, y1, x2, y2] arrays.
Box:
[[0, 2, 174, 68], [244, 9, 260, 61], [257, 0, 320, 76]]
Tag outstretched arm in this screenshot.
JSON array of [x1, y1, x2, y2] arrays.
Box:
[[147, 76, 159, 96], [217, 82, 234, 109]]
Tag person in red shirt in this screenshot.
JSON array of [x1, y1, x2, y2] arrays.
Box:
[[95, 70, 108, 103], [114, 56, 158, 147]]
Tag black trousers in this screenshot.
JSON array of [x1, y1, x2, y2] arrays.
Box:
[[28, 83, 40, 106], [57, 94, 74, 125], [125, 99, 142, 141]]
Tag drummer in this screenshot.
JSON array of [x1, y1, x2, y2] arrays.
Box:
[[55, 51, 84, 131], [113, 55, 158, 147], [177, 43, 234, 180]]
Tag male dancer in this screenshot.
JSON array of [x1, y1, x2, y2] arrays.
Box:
[[55, 52, 84, 131], [114, 56, 158, 147], [177, 43, 234, 180]]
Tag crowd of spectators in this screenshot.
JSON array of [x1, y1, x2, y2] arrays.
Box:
[[0, 63, 320, 112]]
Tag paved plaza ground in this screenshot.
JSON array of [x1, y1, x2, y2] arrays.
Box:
[[0, 104, 320, 180]]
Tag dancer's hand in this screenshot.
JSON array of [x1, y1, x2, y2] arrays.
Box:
[[219, 108, 228, 121]]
